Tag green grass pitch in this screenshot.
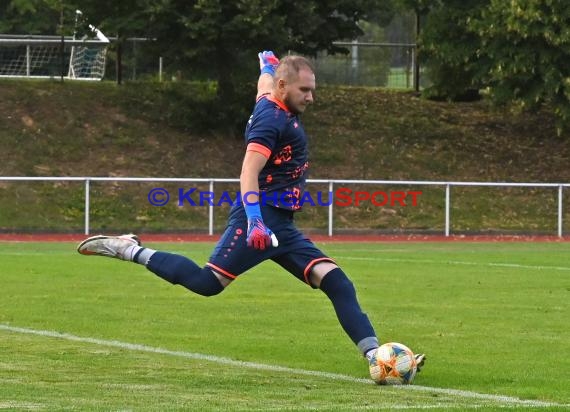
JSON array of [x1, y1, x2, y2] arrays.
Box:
[[0, 241, 569, 411]]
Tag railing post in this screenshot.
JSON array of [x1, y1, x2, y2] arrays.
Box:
[[26, 45, 31, 77], [209, 180, 214, 236], [328, 181, 334, 237], [445, 184, 451, 237], [558, 185, 563, 238], [84, 179, 90, 235]]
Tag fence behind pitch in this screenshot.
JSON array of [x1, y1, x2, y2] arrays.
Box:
[[0, 177, 567, 237]]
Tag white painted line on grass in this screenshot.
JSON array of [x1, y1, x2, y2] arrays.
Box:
[[0, 324, 564, 408], [337, 256, 570, 272]]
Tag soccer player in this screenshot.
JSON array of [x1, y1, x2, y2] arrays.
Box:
[[77, 51, 425, 380]]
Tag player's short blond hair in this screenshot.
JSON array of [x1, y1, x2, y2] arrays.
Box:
[[275, 55, 315, 82]]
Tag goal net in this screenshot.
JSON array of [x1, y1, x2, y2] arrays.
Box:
[[0, 26, 110, 81], [67, 24, 109, 80]]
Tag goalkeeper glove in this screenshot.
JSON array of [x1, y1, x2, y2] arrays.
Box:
[[258, 50, 280, 76], [244, 202, 278, 250]]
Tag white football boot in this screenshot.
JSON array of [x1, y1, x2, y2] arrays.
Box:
[[77, 234, 141, 260], [415, 353, 426, 372]]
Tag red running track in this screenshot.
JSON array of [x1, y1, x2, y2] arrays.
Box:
[[0, 233, 567, 243]]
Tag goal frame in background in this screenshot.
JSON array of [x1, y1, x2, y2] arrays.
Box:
[[0, 32, 110, 81]]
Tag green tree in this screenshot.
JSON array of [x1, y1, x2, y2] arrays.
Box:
[[75, 0, 148, 38], [138, 0, 395, 132], [401, 0, 570, 132], [0, 0, 141, 36], [472, 0, 570, 133], [415, 0, 488, 101], [0, 0, 63, 33]]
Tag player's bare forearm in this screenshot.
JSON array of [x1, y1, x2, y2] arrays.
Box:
[[240, 150, 268, 204], [256, 73, 274, 100], [241, 171, 260, 205]]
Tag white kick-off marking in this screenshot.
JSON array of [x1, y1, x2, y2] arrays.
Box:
[[0, 324, 565, 409]]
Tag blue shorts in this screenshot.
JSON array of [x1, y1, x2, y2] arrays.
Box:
[[207, 204, 334, 287]]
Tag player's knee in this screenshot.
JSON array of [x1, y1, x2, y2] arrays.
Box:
[[197, 267, 225, 297], [310, 261, 338, 287], [337, 274, 356, 297], [320, 267, 356, 298]]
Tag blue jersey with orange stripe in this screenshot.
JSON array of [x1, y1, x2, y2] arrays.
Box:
[[245, 94, 309, 211]]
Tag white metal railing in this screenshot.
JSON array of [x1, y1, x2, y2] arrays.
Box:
[[0, 177, 568, 237]]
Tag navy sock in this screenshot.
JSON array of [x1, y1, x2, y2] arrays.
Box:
[[146, 251, 224, 297], [319, 268, 378, 354]]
